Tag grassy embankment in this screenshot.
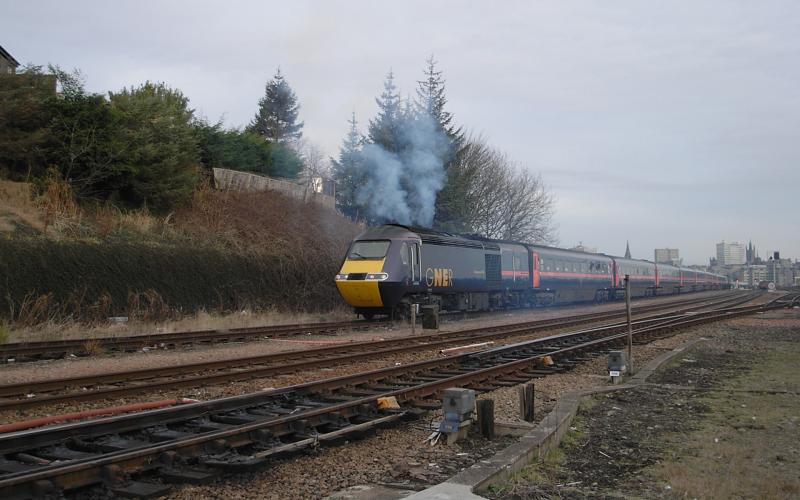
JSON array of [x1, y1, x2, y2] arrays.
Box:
[[0, 178, 361, 341]]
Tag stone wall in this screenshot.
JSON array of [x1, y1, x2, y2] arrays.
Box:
[[212, 168, 335, 210]]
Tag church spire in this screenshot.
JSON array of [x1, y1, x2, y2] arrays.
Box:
[[624, 240, 631, 259]]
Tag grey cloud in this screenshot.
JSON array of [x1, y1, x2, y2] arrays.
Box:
[[4, 0, 799, 264]]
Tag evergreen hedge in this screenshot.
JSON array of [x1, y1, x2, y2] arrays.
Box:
[[0, 238, 341, 322]]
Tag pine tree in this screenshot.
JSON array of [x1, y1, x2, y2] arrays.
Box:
[[248, 68, 304, 144], [417, 56, 469, 231], [331, 112, 365, 219], [367, 71, 402, 153], [415, 56, 464, 146]]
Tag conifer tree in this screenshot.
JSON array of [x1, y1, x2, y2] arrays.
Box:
[[367, 71, 402, 153], [415, 56, 464, 146], [416, 56, 469, 231], [330, 112, 365, 219], [248, 68, 304, 144]]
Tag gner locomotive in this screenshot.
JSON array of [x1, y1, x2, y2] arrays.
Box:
[[335, 224, 728, 318]]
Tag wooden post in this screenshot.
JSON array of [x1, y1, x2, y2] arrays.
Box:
[[624, 274, 633, 374], [518, 382, 534, 422], [476, 399, 495, 440], [410, 304, 416, 335]]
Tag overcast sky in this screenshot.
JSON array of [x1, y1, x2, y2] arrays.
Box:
[[5, 1, 799, 264]]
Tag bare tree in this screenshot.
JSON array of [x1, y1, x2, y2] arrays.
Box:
[[294, 139, 330, 200], [451, 135, 558, 245]]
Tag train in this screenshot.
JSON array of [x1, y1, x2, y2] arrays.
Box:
[[335, 224, 729, 318]]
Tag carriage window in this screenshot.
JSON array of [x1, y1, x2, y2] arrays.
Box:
[[400, 242, 409, 266]]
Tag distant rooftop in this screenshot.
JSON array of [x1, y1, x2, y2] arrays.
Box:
[[0, 44, 20, 67]]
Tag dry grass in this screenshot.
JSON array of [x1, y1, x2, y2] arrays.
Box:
[[39, 168, 82, 237], [5, 306, 355, 343], [650, 338, 800, 499], [174, 182, 362, 253], [81, 338, 105, 356], [0, 179, 45, 233], [0, 177, 167, 240], [0, 323, 9, 344], [1, 177, 362, 331]]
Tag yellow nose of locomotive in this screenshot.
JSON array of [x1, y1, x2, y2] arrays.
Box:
[[335, 259, 386, 307]]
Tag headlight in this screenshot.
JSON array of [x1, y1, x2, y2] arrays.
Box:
[[335, 273, 349, 280], [366, 273, 389, 281]]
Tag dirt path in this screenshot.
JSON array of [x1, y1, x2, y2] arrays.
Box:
[[490, 309, 800, 499]]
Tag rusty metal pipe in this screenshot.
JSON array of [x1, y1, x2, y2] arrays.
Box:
[[0, 398, 194, 434]]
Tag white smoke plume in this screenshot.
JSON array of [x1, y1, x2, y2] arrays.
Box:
[[356, 113, 450, 227]]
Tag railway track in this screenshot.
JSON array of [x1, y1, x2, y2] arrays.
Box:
[[0, 292, 788, 498], [0, 291, 749, 412], [0, 291, 737, 363], [0, 319, 388, 363]]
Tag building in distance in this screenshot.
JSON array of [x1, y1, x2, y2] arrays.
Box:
[[570, 242, 598, 254], [654, 248, 682, 267], [740, 264, 767, 288], [745, 240, 760, 264], [716, 241, 745, 266]]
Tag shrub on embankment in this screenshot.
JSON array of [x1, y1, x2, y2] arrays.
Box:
[[0, 237, 343, 325]]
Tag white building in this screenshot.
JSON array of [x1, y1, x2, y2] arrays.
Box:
[[654, 248, 681, 266], [716, 241, 745, 266], [740, 265, 767, 287]]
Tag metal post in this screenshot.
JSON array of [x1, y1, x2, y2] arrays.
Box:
[[624, 274, 633, 374], [410, 304, 416, 335]]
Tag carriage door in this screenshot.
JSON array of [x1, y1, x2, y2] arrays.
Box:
[[411, 242, 421, 285], [532, 252, 540, 288]]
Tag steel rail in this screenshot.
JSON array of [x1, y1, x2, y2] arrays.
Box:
[[0, 320, 388, 362], [0, 292, 749, 411], [0, 290, 737, 362]]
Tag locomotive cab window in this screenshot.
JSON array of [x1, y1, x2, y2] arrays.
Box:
[[348, 240, 390, 260]]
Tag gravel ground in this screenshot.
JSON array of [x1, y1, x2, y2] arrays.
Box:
[[0, 321, 632, 424], [0, 291, 732, 386], [163, 320, 743, 500], [0, 295, 739, 425], [476, 325, 727, 428], [487, 307, 800, 499], [0, 291, 753, 498], [0, 292, 736, 424]]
